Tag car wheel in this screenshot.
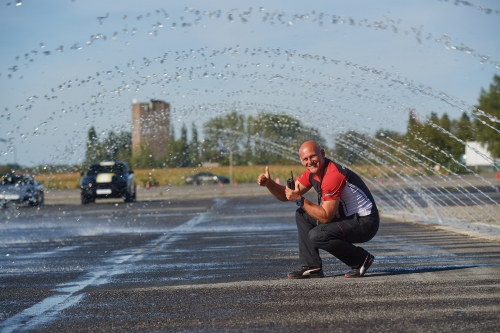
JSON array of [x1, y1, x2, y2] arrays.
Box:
[[81, 194, 92, 205], [31, 192, 44, 206], [29, 195, 39, 206]]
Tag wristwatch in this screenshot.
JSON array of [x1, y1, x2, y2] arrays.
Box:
[[296, 197, 304, 207]]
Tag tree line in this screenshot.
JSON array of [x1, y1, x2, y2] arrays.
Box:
[[333, 111, 475, 173], [84, 111, 326, 169], [84, 75, 500, 172]]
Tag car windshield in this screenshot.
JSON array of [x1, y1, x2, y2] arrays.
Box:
[[87, 164, 126, 176], [0, 175, 33, 185]]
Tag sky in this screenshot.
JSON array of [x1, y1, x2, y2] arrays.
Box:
[[0, 0, 499, 167]]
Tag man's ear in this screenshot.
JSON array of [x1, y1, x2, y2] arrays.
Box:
[[321, 149, 325, 157]]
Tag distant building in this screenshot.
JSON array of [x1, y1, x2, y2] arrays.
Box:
[[464, 141, 494, 167], [131, 100, 170, 159]]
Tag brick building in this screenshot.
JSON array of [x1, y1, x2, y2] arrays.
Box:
[[131, 100, 170, 159]]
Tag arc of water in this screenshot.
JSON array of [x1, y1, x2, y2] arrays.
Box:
[[365, 136, 486, 224], [7, 2, 500, 84], [335, 140, 431, 221], [412, 133, 498, 193], [220, 128, 418, 218], [216, 122, 492, 225], [8, 43, 488, 154], [404, 144, 500, 223], [406, 132, 500, 202], [222, 128, 422, 218], [346, 134, 490, 224], [308, 136, 414, 215], [336, 137, 445, 223], [350, 131, 499, 223], [427, 122, 500, 170], [373, 136, 484, 211], [214, 127, 301, 162], [375, 133, 500, 224], [354, 173, 412, 216]]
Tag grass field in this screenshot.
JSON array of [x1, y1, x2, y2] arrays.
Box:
[[33, 164, 422, 190]]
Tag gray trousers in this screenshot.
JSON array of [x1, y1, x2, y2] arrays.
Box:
[[295, 208, 379, 268]]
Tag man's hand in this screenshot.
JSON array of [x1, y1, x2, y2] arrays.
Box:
[[257, 166, 271, 187], [285, 183, 302, 202]]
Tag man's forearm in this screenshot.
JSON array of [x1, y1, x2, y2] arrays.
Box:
[[302, 198, 338, 224], [266, 180, 288, 202]]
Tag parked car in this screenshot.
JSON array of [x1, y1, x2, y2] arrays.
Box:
[[185, 172, 230, 185], [0, 173, 44, 207], [80, 161, 136, 204]]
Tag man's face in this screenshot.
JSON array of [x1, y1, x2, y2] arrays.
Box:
[[299, 145, 324, 175]]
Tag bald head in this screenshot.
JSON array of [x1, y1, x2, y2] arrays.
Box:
[[299, 141, 325, 175], [299, 141, 321, 156]]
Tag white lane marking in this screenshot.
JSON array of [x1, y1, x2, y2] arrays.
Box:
[[0, 202, 219, 333]]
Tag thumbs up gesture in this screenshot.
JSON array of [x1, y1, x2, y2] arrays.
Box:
[[257, 166, 271, 186]]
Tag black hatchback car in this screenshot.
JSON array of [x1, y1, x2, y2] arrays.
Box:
[[80, 161, 136, 204]]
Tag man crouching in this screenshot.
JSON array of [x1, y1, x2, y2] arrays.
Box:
[[257, 140, 379, 278]]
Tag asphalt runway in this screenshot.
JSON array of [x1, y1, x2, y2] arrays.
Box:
[[1, 195, 500, 332]]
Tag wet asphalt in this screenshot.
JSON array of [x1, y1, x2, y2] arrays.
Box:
[[1, 193, 500, 332]]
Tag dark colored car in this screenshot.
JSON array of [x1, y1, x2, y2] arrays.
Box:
[[80, 161, 136, 204], [0, 173, 44, 208], [184, 172, 230, 185]]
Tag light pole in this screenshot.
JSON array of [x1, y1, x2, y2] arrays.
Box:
[[0, 138, 17, 165]]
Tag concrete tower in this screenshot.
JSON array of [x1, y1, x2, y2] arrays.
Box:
[[131, 100, 170, 159]]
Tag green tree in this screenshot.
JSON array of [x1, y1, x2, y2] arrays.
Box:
[[404, 109, 423, 155], [130, 142, 156, 169], [453, 112, 475, 143], [163, 124, 177, 167], [84, 127, 132, 167], [178, 123, 191, 167], [332, 131, 374, 165], [202, 111, 329, 166], [101, 131, 132, 163], [420, 112, 452, 167], [85, 126, 102, 166], [449, 111, 475, 169], [396, 109, 478, 172], [190, 122, 201, 166], [163, 123, 193, 168], [114, 131, 132, 164], [474, 74, 500, 158], [367, 129, 406, 166], [202, 111, 248, 165], [247, 112, 326, 165]]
